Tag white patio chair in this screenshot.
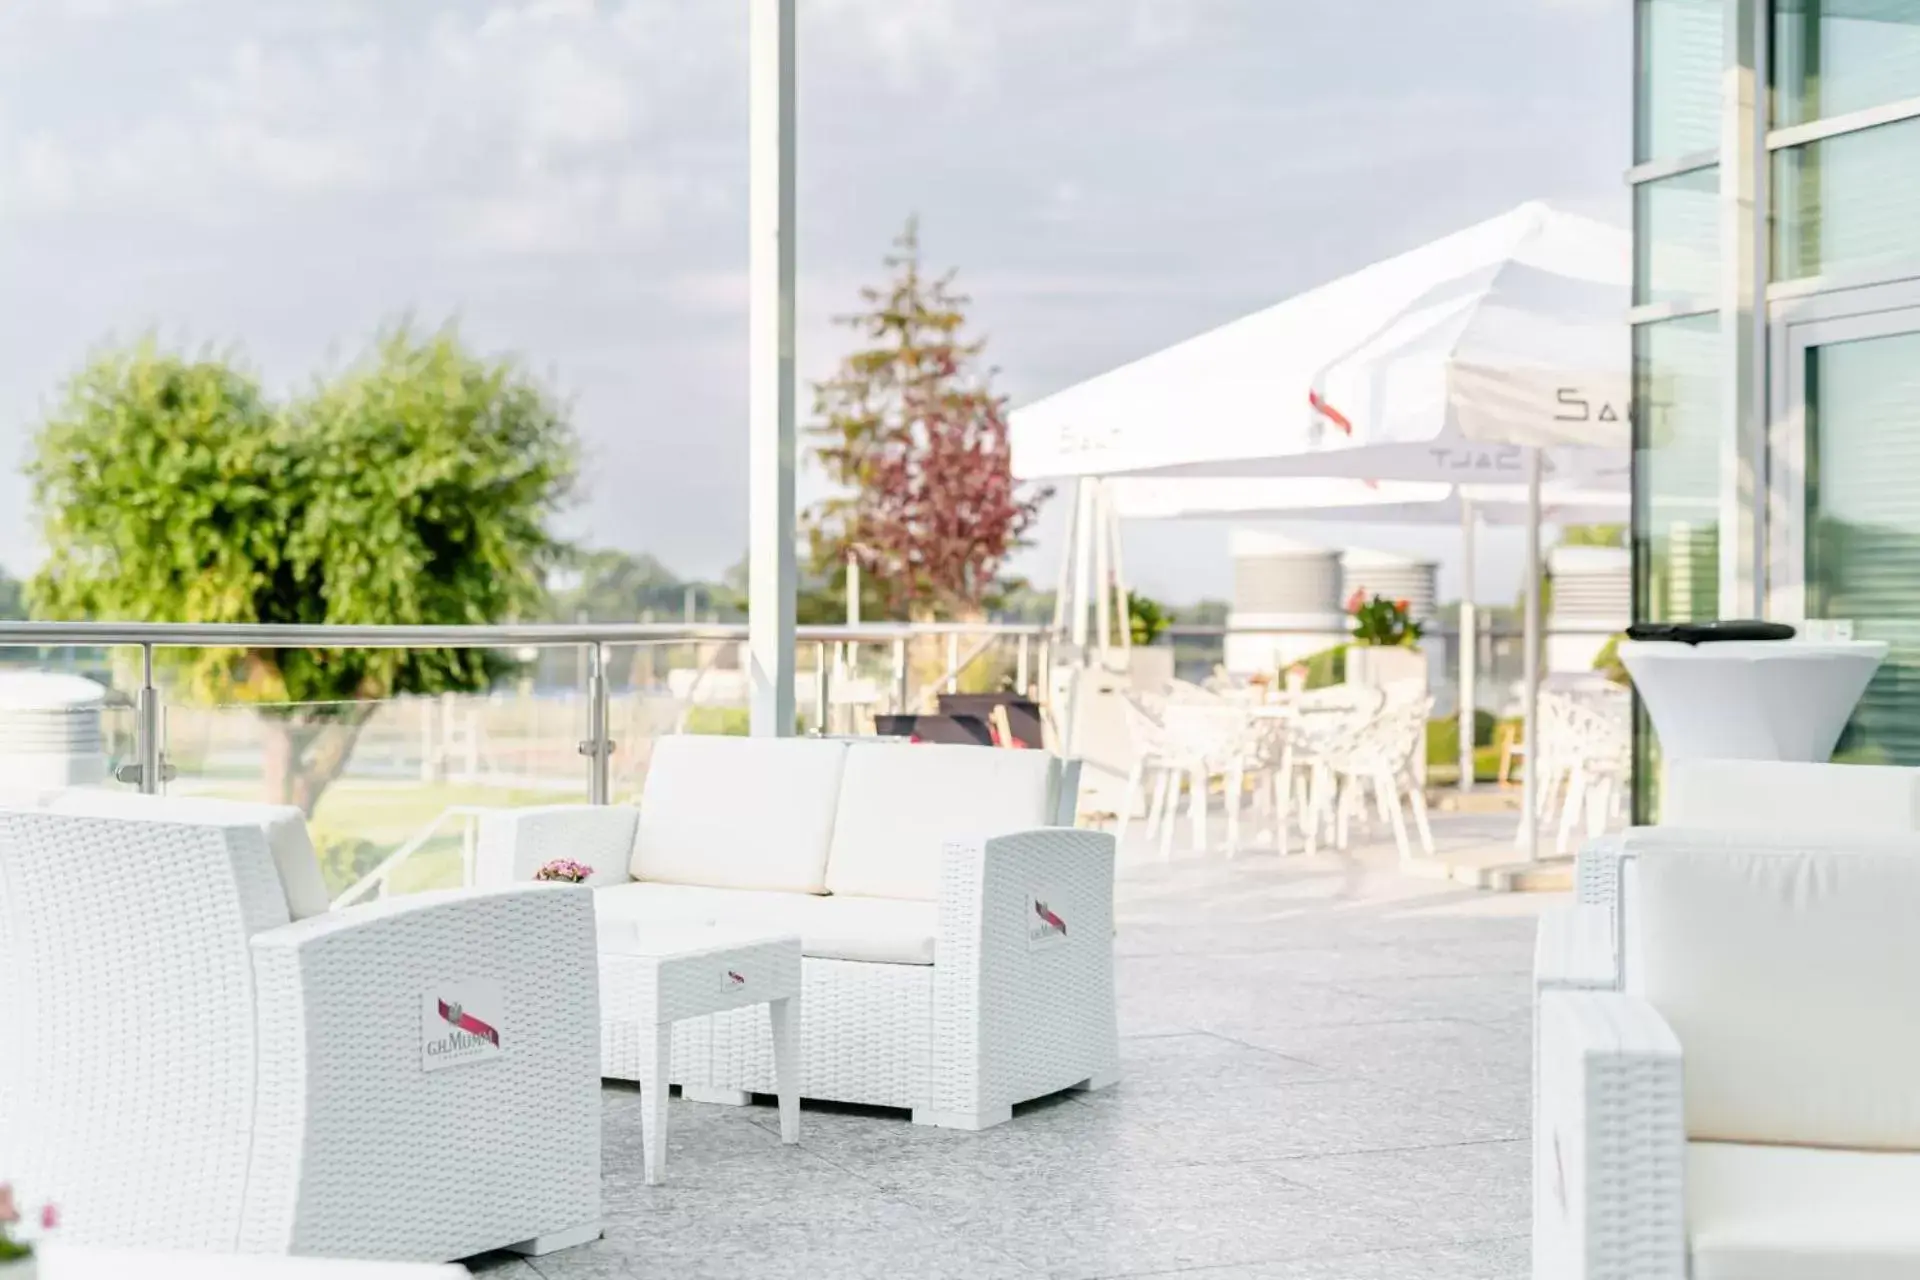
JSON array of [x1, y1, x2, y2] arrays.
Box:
[[1156, 701, 1262, 858], [1535, 842, 1920, 1278], [1259, 684, 1382, 856], [1116, 693, 1174, 848], [1551, 691, 1631, 852], [1308, 696, 1435, 863], [0, 799, 601, 1263]]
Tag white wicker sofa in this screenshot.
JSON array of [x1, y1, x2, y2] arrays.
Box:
[[1535, 842, 1920, 1278], [476, 735, 1117, 1130], [0, 793, 602, 1263]]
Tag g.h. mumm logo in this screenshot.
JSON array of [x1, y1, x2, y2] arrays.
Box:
[[421, 980, 505, 1071], [427, 997, 501, 1062], [1032, 900, 1067, 941]]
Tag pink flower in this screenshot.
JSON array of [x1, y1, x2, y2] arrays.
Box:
[[39, 1204, 57, 1231], [1344, 589, 1366, 614], [0, 1184, 17, 1227], [534, 858, 595, 884]]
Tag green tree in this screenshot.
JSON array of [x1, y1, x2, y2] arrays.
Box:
[[0, 567, 24, 621], [28, 327, 577, 814], [549, 549, 685, 621], [805, 218, 1046, 619]]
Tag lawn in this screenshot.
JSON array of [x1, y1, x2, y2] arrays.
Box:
[[176, 777, 577, 898]]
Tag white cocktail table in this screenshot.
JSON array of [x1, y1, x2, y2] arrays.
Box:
[[597, 924, 801, 1184], [1619, 639, 1888, 763]]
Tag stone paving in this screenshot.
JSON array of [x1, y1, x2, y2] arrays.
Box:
[[474, 814, 1546, 1280]]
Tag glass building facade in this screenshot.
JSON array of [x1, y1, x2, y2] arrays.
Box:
[[1632, 0, 1920, 795]]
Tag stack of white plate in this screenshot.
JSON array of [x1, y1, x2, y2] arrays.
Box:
[[0, 670, 110, 788]]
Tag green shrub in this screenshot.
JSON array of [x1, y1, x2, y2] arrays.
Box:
[[1294, 644, 1347, 689], [1592, 632, 1630, 685], [684, 706, 751, 736], [1425, 710, 1498, 766]]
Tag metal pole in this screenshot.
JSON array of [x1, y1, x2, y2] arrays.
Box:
[[1016, 633, 1030, 695], [1071, 478, 1095, 655], [580, 642, 610, 804], [892, 636, 909, 714], [1521, 452, 1543, 861], [1092, 481, 1112, 664], [1459, 495, 1477, 795], [945, 632, 960, 694], [747, 0, 798, 738], [1109, 491, 1132, 659], [136, 643, 160, 794], [1050, 481, 1082, 642], [813, 640, 830, 734]]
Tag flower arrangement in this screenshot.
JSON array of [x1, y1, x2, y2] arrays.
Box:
[[1346, 591, 1423, 648], [0, 1182, 57, 1268], [533, 859, 595, 884]]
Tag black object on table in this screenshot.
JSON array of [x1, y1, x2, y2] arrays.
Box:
[[871, 713, 996, 746], [936, 693, 1045, 749], [1625, 620, 1797, 646]]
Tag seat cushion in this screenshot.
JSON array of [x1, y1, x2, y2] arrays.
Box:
[[1667, 759, 1920, 835], [824, 743, 1056, 901], [632, 736, 848, 894], [1690, 1141, 1920, 1279], [1628, 845, 1920, 1148], [593, 881, 936, 965], [41, 789, 331, 921]]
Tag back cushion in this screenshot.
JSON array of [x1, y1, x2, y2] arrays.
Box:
[[825, 743, 1057, 901], [1666, 759, 1920, 834], [633, 735, 848, 894], [1629, 845, 1920, 1149], [43, 790, 331, 921]]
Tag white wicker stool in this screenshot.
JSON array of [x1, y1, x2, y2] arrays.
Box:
[[597, 925, 801, 1185]]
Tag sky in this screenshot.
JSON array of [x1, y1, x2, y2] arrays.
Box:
[[0, 0, 1630, 606]]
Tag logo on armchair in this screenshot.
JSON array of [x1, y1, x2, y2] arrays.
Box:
[[1027, 894, 1068, 951], [727, 970, 747, 986], [422, 979, 505, 1072]]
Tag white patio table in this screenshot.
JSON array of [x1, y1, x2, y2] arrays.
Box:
[[596, 923, 802, 1185], [1619, 639, 1888, 763]]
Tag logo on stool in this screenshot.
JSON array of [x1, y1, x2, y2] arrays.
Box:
[[1027, 894, 1068, 950], [727, 970, 747, 985]]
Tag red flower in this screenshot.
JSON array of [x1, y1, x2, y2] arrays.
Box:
[[1394, 599, 1410, 613]]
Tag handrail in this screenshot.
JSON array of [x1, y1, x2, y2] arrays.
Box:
[[0, 620, 1046, 647], [0, 618, 1048, 799]]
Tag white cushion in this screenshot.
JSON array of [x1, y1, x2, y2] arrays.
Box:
[[592, 880, 936, 965], [1629, 845, 1920, 1149], [631, 736, 848, 894], [825, 743, 1056, 901], [1667, 760, 1920, 834], [42, 790, 331, 921], [1689, 1141, 1920, 1279]]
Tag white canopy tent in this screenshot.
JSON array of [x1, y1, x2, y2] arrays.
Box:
[[1012, 201, 1631, 862]]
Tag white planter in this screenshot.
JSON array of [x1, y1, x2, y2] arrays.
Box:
[[0, 1254, 38, 1280], [1346, 644, 1428, 692]]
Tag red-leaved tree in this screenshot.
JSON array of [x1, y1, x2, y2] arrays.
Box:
[[807, 219, 1048, 619]]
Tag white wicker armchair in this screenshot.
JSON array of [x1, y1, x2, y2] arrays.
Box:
[[0, 802, 601, 1263], [477, 735, 1118, 1130], [1535, 843, 1920, 1278]]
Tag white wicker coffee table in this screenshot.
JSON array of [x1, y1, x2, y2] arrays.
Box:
[[598, 924, 801, 1184]]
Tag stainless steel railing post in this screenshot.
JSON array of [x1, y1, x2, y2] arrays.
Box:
[[891, 637, 909, 714], [578, 642, 612, 804], [813, 640, 830, 734], [116, 643, 165, 794]]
